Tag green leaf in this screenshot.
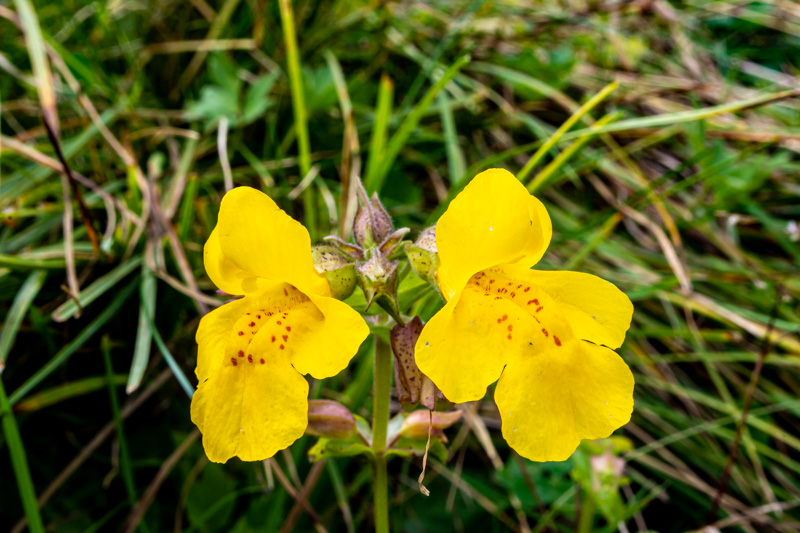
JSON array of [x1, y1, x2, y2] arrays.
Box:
[[308, 434, 373, 462], [242, 72, 279, 124]]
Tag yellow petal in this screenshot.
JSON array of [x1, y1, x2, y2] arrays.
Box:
[[495, 338, 634, 462], [290, 293, 370, 379], [190, 326, 309, 463], [216, 186, 320, 292], [203, 227, 247, 296], [521, 269, 633, 349], [435, 169, 551, 298]]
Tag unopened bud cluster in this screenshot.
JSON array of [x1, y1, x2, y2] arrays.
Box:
[[311, 177, 451, 412]]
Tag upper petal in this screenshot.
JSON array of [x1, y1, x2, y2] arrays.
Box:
[[520, 269, 633, 349], [495, 338, 634, 462], [203, 227, 247, 296], [216, 186, 320, 292], [435, 169, 551, 298]]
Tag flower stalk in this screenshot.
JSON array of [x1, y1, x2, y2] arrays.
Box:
[[371, 333, 392, 533]]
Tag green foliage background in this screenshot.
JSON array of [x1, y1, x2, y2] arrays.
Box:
[[2, 0, 800, 531]]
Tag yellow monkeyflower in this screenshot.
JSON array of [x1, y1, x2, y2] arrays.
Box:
[[415, 169, 634, 462], [191, 187, 369, 463]]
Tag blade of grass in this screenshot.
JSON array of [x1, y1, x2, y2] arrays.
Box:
[[438, 90, 465, 185], [369, 54, 470, 193], [559, 88, 800, 141], [14, 374, 127, 412], [0, 377, 45, 533], [52, 255, 143, 322], [13, 0, 58, 134], [9, 278, 139, 405], [528, 111, 621, 193], [127, 265, 157, 394], [0, 269, 46, 372], [140, 303, 194, 399], [364, 73, 394, 191], [278, 0, 316, 240], [102, 336, 138, 510], [518, 81, 619, 184]]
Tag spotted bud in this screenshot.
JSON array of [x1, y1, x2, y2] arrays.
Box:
[[353, 179, 393, 247], [312, 245, 357, 300], [390, 316, 452, 411], [306, 399, 357, 440], [400, 410, 463, 442], [405, 226, 440, 289]]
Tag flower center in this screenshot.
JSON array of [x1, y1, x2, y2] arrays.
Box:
[[466, 268, 565, 348], [226, 284, 312, 367]]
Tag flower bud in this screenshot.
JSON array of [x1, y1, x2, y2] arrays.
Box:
[[353, 180, 393, 247], [379, 227, 410, 259], [356, 252, 400, 318], [312, 245, 357, 300], [405, 226, 439, 289], [390, 316, 452, 411], [400, 410, 463, 442], [306, 399, 357, 440]]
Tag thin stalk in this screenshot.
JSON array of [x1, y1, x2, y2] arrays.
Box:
[[577, 489, 595, 533], [371, 334, 392, 533], [278, 0, 316, 240], [0, 377, 45, 533]]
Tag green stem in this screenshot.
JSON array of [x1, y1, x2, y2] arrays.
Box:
[[277, 0, 317, 241], [372, 334, 392, 533], [577, 489, 595, 533]]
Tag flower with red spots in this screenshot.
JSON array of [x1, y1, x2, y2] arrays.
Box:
[[191, 187, 369, 463], [415, 169, 634, 462]]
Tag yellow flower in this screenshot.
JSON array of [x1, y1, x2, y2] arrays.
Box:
[[415, 169, 634, 462], [191, 187, 369, 463]]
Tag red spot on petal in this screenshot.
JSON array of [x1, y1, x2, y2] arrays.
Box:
[[527, 300, 535, 305], [238, 350, 244, 358], [257, 315, 261, 319], [535, 306, 543, 313], [231, 358, 238, 366], [507, 334, 512, 340], [501, 314, 508, 322], [286, 326, 291, 332], [247, 354, 253, 363], [282, 335, 288, 342], [542, 328, 549, 337], [489, 279, 495, 284], [510, 292, 516, 298], [517, 284, 522, 289], [249, 322, 256, 327], [508, 325, 513, 332], [554, 336, 562, 347], [284, 288, 289, 296], [238, 331, 244, 336], [260, 358, 265, 364], [271, 336, 276, 343], [280, 344, 285, 350], [277, 321, 282, 325], [524, 287, 530, 293]]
